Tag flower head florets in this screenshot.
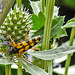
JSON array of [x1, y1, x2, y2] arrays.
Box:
[[0, 4, 32, 51]]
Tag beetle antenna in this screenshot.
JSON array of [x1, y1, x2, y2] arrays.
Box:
[[9, 55, 25, 72]]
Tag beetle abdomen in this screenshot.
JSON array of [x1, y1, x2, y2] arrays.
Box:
[[16, 36, 41, 53]]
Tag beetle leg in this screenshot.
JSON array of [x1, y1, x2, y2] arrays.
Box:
[[16, 53, 18, 58], [31, 47, 39, 51], [8, 41, 15, 47], [20, 53, 32, 63], [8, 35, 16, 46], [25, 28, 31, 40], [9, 55, 25, 72]]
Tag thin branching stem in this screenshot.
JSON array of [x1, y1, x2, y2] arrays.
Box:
[[64, 28, 75, 75]]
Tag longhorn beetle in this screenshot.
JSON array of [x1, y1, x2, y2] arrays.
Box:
[[8, 28, 41, 61], [0, 28, 41, 72]]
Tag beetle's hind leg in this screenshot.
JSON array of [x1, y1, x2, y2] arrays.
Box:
[[31, 47, 39, 51], [25, 28, 31, 40], [20, 53, 32, 63]]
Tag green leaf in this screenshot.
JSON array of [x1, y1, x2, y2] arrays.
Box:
[[33, 16, 65, 38], [31, 11, 45, 30], [54, 56, 67, 64], [54, 28, 67, 39], [63, 18, 75, 28], [50, 16, 64, 38], [32, 27, 44, 37], [53, 65, 75, 74], [0, 57, 12, 66], [29, 0, 42, 15], [28, 46, 75, 60], [20, 57, 48, 75]]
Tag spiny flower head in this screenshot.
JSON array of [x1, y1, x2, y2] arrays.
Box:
[[0, 4, 32, 51]]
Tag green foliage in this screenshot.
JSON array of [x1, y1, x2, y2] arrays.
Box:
[[50, 16, 65, 38], [28, 46, 75, 60], [32, 16, 67, 39], [0, 57, 12, 66], [31, 11, 45, 30], [54, 28, 67, 39], [29, 0, 59, 18], [63, 18, 75, 28], [0, 0, 74, 75], [20, 57, 48, 75]]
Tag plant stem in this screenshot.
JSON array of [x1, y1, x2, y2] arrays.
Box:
[[0, 0, 15, 26], [17, 59, 23, 75], [42, 0, 55, 74], [16, 0, 22, 7], [42, 0, 45, 13], [64, 28, 75, 75], [48, 60, 52, 75], [5, 65, 11, 75]]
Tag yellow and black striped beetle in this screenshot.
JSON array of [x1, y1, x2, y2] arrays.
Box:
[[8, 28, 41, 59], [0, 28, 41, 72]]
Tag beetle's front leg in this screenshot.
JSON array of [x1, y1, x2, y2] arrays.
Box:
[[8, 35, 16, 47]]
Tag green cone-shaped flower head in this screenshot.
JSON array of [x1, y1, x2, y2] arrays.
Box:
[[0, 4, 32, 51]]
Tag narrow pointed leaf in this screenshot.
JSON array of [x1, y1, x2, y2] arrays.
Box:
[[20, 57, 48, 75], [54, 28, 67, 39], [28, 46, 75, 60], [50, 16, 64, 38], [63, 18, 75, 28]]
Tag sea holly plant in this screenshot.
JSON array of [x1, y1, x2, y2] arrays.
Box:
[[52, 17, 75, 75], [20, 0, 75, 75], [0, 3, 33, 75], [0, 0, 75, 75], [63, 18, 75, 75], [0, 4, 32, 51]]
